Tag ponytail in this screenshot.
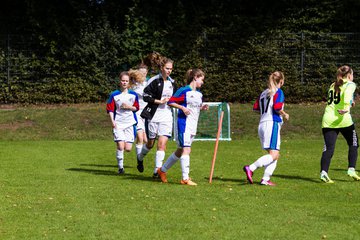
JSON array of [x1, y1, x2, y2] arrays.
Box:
[[335, 65, 352, 93], [267, 71, 284, 97], [185, 68, 205, 84], [128, 69, 145, 86], [142, 51, 163, 72]]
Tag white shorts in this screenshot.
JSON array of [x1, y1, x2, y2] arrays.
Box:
[[146, 120, 173, 139], [113, 125, 136, 143], [258, 121, 282, 150], [176, 132, 195, 148], [136, 112, 145, 131]]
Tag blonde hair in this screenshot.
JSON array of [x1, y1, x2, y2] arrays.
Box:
[[335, 65, 353, 93], [128, 69, 145, 87], [267, 71, 285, 97], [185, 68, 205, 84]]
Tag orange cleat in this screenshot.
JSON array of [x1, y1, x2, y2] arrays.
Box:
[[157, 168, 168, 183], [180, 178, 197, 186]]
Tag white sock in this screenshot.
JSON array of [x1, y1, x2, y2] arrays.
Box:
[[136, 144, 143, 156], [249, 154, 273, 172], [262, 160, 277, 181], [138, 145, 150, 161], [116, 150, 124, 169], [154, 150, 165, 174], [162, 152, 180, 172], [180, 155, 190, 180]]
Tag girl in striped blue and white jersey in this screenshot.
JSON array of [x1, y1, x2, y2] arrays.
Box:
[[107, 71, 140, 174], [157, 69, 208, 186], [243, 71, 289, 186]]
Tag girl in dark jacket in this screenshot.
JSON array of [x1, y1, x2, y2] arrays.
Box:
[[137, 57, 177, 177]]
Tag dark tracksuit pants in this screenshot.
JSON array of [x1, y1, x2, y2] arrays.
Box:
[[321, 124, 359, 173]]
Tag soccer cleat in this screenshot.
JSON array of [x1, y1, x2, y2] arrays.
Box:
[[152, 172, 159, 179], [118, 168, 125, 174], [260, 179, 276, 186], [136, 156, 144, 173], [180, 178, 197, 186], [320, 174, 334, 183], [347, 169, 360, 181], [157, 168, 168, 183], [243, 165, 254, 184]]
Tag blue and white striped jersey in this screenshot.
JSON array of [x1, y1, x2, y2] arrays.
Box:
[[168, 85, 203, 135]]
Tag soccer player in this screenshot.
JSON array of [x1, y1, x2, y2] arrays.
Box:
[[157, 68, 208, 186], [319, 65, 360, 183], [243, 71, 289, 186], [137, 57, 177, 177], [106, 71, 140, 174], [130, 65, 149, 172]]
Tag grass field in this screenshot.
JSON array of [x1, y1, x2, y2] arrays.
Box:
[[1, 103, 360, 239]]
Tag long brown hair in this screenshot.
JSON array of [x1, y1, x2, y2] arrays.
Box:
[[142, 51, 163, 72], [335, 65, 353, 93]]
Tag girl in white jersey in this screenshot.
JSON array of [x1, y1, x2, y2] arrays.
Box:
[[138, 57, 177, 177], [243, 71, 289, 186], [106, 71, 140, 174], [129, 65, 149, 172], [157, 69, 208, 186]]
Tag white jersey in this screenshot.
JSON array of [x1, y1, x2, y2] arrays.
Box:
[[253, 88, 285, 123], [106, 90, 139, 129], [168, 85, 203, 135], [132, 81, 147, 111], [151, 80, 173, 122]]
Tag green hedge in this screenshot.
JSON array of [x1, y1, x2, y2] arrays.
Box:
[[0, 31, 356, 104]]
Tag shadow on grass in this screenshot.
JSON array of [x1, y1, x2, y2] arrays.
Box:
[[80, 163, 118, 168], [67, 167, 118, 176], [69, 164, 353, 184], [66, 164, 162, 183], [275, 174, 352, 183], [274, 174, 319, 183], [206, 174, 320, 184], [332, 168, 347, 172], [324, 168, 358, 182], [204, 176, 247, 185]]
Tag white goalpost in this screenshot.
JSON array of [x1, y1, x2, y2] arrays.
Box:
[[172, 102, 231, 141]]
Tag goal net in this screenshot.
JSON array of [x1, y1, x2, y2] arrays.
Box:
[[172, 102, 231, 141]]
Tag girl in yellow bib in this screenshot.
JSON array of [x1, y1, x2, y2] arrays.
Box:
[[320, 65, 360, 183]]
